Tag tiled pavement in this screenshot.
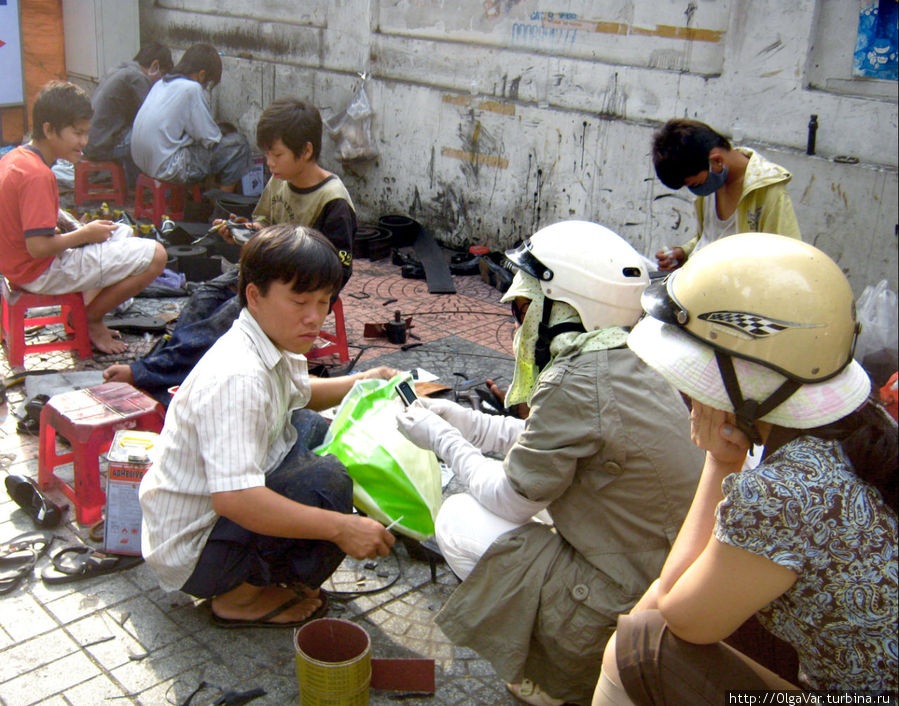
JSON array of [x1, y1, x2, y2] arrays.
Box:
[[0, 256, 524, 705]]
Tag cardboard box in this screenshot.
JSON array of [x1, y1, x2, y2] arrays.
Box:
[[104, 430, 158, 556]]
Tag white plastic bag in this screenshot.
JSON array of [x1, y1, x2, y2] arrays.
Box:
[[325, 77, 378, 164], [854, 279, 898, 385]]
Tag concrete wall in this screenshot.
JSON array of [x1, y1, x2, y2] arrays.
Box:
[[136, 0, 898, 294]]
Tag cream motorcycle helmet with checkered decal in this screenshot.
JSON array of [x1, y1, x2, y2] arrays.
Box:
[[628, 233, 871, 440]]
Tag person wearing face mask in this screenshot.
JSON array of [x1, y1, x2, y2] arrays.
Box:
[[395, 221, 704, 706], [131, 43, 251, 192], [651, 119, 801, 271], [84, 43, 173, 187]]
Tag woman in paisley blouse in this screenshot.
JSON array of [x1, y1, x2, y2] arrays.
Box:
[[592, 233, 898, 704]]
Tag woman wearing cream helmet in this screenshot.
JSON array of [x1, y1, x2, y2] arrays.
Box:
[[593, 233, 898, 704], [396, 221, 704, 705]]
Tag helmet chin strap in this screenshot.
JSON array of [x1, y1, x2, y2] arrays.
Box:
[[714, 351, 802, 446], [534, 298, 585, 371]]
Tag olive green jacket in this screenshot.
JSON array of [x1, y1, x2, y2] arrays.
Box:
[[435, 345, 704, 704]]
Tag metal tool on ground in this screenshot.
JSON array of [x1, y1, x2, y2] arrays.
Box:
[[362, 313, 413, 339], [385, 310, 407, 344]]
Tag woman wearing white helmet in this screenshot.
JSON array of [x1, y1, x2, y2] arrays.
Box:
[[593, 233, 898, 704], [397, 221, 704, 705]]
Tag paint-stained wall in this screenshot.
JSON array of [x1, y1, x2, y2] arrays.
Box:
[[137, 0, 898, 293]]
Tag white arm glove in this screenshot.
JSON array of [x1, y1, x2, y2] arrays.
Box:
[[418, 397, 525, 456], [396, 406, 546, 523]]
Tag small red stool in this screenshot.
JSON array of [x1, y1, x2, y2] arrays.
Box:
[[1, 277, 92, 367], [306, 296, 350, 363], [134, 173, 203, 225], [38, 382, 165, 526], [74, 160, 128, 206]]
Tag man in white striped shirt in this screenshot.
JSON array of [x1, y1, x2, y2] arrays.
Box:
[[140, 225, 396, 628]]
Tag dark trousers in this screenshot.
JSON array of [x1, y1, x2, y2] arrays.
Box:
[[180, 409, 353, 599]]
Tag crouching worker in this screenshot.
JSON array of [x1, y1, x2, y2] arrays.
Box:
[[593, 234, 897, 704], [139, 225, 395, 628], [396, 221, 704, 705]]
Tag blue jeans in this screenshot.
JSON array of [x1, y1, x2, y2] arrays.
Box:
[[180, 409, 353, 598], [131, 269, 240, 402], [181, 132, 252, 186]]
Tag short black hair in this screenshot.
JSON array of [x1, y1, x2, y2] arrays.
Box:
[[172, 43, 222, 87], [256, 98, 323, 161], [238, 224, 343, 307], [651, 119, 732, 190], [32, 81, 92, 140], [134, 43, 173, 73]]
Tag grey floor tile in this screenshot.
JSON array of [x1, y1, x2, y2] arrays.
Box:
[[65, 611, 147, 671], [0, 630, 80, 686], [57, 674, 132, 705], [109, 636, 212, 695], [0, 652, 99, 706], [104, 594, 188, 652], [0, 592, 59, 643], [133, 661, 241, 706], [38, 573, 143, 624]]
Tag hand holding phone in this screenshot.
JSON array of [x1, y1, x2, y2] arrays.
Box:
[[396, 380, 419, 407]]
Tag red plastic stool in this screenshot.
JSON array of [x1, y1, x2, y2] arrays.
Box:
[[1, 277, 92, 367], [38, 382, 165, 525], [134, 173, 203, 225], [306, 296, 350, 363], [74, 160, 128, 206]]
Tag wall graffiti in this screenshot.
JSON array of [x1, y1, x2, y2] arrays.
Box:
[[511, 22, 578, 49]]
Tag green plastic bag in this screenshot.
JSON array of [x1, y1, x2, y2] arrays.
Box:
[[314, 374, 442, 541]]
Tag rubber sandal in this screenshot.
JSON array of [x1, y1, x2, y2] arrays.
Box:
[[0, 548, 37, 595], [40, 545, 142, 584], [0, 529, 55, 558], [5, 474, 64, 528], [104, 315, 168, 334], [0, 529, 53, 594], [211, 590, 329, 629]]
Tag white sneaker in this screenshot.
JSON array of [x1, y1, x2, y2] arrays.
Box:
[[506, 679, 564, 706]]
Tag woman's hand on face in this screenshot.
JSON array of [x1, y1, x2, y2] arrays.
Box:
[[690, 401, 751, 466]]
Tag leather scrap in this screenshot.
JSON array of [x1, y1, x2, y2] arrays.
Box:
[[371, 657, 435, 693]]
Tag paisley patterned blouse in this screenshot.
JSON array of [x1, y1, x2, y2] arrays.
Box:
[[715, 436, 898, 691]]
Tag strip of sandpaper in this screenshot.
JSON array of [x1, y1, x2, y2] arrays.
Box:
[[370, 658, 436, 693], [412, 227, 456, 294]]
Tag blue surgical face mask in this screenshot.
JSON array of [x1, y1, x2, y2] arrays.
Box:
[[688, 162, 727, 196]]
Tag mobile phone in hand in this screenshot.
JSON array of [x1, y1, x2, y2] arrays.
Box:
[[396, 381, 418, 407]]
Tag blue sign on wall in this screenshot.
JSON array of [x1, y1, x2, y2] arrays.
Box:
[[0, 0, 25, 107], [854, 0, 899, 81]]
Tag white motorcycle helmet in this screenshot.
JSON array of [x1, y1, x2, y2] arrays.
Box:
[[505, 220, 649, 330], [505, 221, 650, 371]]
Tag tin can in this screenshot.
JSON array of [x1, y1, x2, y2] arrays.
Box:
[[104, 430, 158, 556]]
